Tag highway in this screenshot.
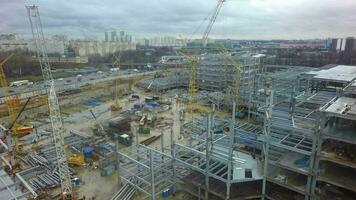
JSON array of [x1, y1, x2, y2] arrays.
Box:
[[0, 69, 156, 103]]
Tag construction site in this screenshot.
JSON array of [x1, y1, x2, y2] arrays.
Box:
[[1, 1, 356, 200]]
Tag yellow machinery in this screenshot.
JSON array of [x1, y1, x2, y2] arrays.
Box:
[[0, 54, 33, 171], [218, 46, 241, 107], [0, 55, 34, 136], [67, 154, 85, 166], [110, 46, 123, 111], [183, 0, 225, 117], [187, 56, 198, 116]]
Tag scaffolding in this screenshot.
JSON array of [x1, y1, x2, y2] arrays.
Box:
[[118, 98, 271, 200], [120, 64, 356, 200]]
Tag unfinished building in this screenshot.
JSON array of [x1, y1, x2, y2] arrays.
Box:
[[121, 60, 356, 200]]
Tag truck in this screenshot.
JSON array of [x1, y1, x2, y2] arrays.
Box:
[[9, 80, 33, 87], [146, 114, 156, 125], [118, 134, 132, 146], [77, 74, 82, 82]]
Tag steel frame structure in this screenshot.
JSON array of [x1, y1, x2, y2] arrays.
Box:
[[118, 144, 174, 200], [309, 78, 356, 199], [0, 165, 39, 200], [120, 64, 356, 200]]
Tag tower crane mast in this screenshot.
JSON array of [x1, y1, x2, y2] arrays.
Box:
[[26, 5, 73, 198]]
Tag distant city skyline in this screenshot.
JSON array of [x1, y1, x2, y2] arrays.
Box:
[[1, 0, 356, 40]]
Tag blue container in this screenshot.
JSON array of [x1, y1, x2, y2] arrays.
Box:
[[162, 188, 170, 198], [133, 103, 143, 110], [235, 111, 246, 119], [147, 101, 158, 107], [83, 146, 94, 157], [73, 178, 81, 186]]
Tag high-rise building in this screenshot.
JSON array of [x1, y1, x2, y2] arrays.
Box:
[[325, 38, 332, 49], [331, 38, 338, 51], [331, 37, 356, 65], [342, 37, 355, 65], [105, 32, 109, 42], [111, 31, 117, 42], [120, 31, 125, 42]]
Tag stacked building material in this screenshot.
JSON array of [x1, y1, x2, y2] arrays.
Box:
[[108, 116, 131, 132], [20, 130, 90, 192]]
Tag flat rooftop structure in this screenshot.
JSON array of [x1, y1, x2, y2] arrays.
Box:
[[324, 97, 356, 119], [306, 65, 356, 83]]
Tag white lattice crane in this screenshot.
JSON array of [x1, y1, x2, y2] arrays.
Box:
[[26, 5, 74, 199], [202, 0, 226, 47]]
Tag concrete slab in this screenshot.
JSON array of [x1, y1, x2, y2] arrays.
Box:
[[306, 65, 356, 83]]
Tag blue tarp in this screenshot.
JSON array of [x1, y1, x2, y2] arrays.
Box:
[[81, 98, 102, 106]]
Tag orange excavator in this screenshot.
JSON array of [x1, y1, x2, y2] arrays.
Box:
[[0, 54, 33, 139]]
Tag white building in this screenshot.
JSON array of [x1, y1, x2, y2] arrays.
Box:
[[73, 41, 136, 56], [0, 34, 68, 55], [148, 36, 186, 47], [0, 34, 27, 52], [27, 38, 65, 55]]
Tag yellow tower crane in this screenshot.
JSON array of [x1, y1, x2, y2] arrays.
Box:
[[187, 55, 198, 116], [220, 48, 241, 108], [110, 46, 123, 111], [186, 0, 225, 115]]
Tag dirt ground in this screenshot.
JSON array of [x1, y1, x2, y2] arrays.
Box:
[[20, 79, 214, 199], [75, 167, 119, 200], [66, 86, 192, 200]]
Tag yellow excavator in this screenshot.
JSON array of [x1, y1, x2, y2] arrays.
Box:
[[67, 154, 85, 166]]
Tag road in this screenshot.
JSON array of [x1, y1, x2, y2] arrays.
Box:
[[0, 69, 157, 103]]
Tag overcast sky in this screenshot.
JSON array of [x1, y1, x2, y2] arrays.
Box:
[[1, 0, 356, 40]]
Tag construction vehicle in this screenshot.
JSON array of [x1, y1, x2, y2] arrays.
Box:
[[8, 97, 33, 138], [67, 154, 85, 167], [0, 54, 34, 172], [145, 72, 159, 92], [146, 113, 156, 125], [118, 134, 132, 146], [27, 5, 75, 199], [89, 109, 106, 136], [145, 72, 162, 93], [139, 115, 146, 126], [130, 94, 140, 102], [2, 97, 32, 174]]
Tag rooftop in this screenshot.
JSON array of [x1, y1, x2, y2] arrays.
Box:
[[306, 65, 356, 83], [325, 97, 356, 118]]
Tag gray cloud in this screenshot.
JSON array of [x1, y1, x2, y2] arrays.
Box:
[[1, 0, 356, 39]]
